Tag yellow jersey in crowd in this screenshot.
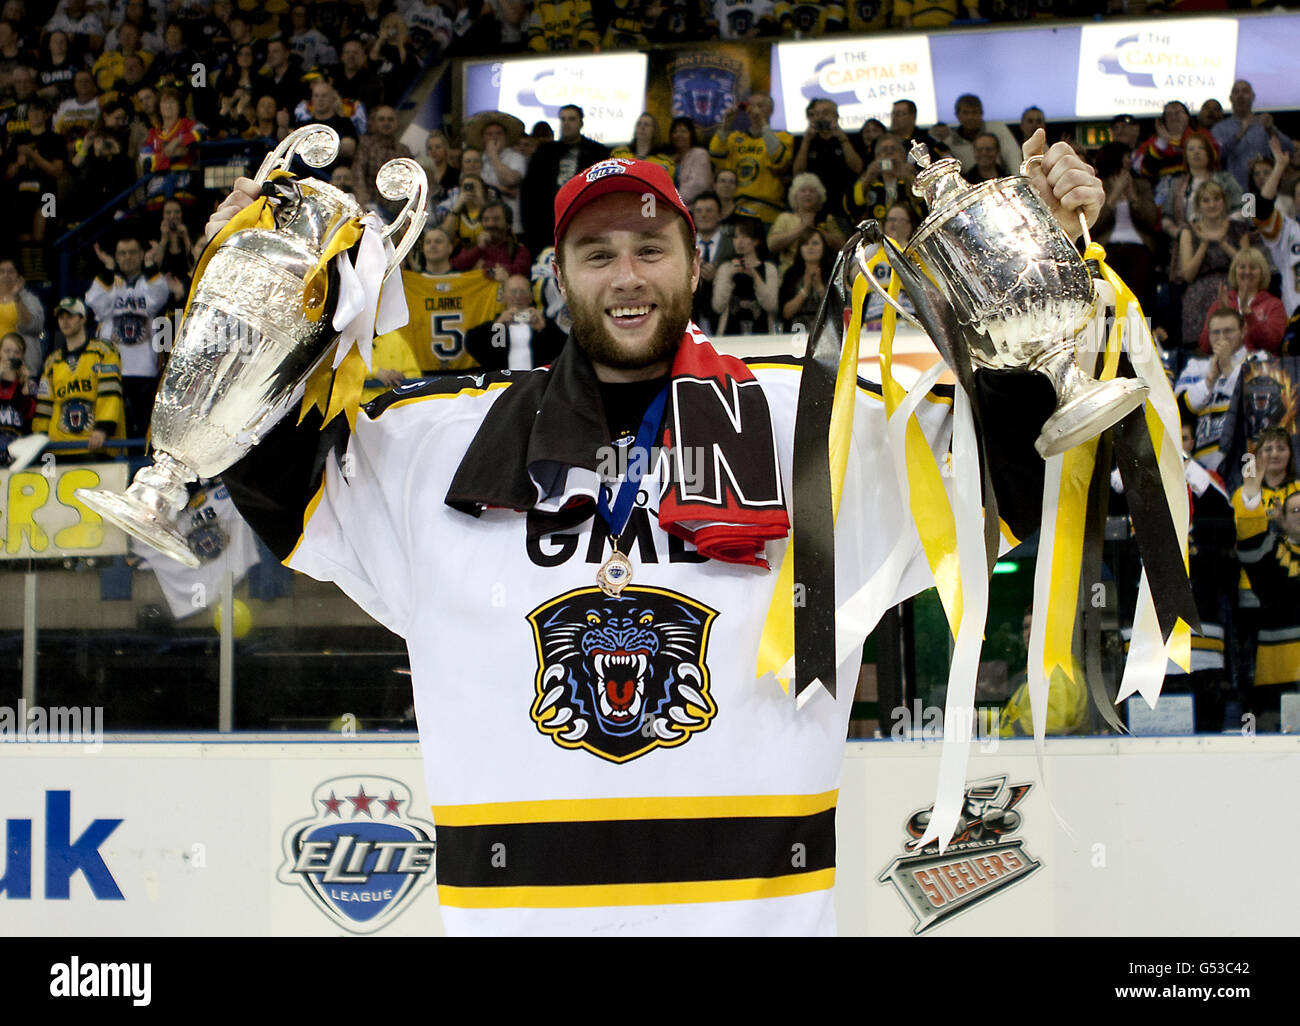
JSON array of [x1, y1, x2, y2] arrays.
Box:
[[33, 339, 127, 454], [388, 270, 502, 374]]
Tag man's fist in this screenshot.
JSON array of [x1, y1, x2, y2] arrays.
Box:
[[1021, 128, 1103, 240], [204, 177, 261, 243]]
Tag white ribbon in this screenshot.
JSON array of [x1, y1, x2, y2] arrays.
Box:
[[916, 384, 989, 853], [331, 214, 409, 372], [1115, 300, 1189, 704], [774, 361, 948, 685]]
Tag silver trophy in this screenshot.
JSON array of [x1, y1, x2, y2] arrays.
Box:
[[860, 143, 1148, 457], [77, 124, 428, 566]]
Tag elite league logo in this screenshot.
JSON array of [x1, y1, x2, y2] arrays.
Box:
[[879, 776, 1040, 934], [279, 775, 437, 934]]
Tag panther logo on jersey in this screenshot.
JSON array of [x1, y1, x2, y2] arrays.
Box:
[[59, 398, 93, 435], [527, 586, 718, 763]]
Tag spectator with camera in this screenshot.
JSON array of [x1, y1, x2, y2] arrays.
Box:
[[0, 329, 35, 465], [3, 95, 64, 243], [450, 199, 531, 280], [465, 272, 565, 371], [844, 132, 925, 230], [370, 14, 421, 108], [0, 255, 43, 377], [792, 98, 864, 225], [712, 217, 779, 336], [709, 92, 792, 225], [68, 118, 136, 223]]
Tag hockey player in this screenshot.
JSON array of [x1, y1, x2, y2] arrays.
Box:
[[211, 135, 1102, 936]]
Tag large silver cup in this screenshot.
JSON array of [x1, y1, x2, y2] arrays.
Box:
[[859, 143, 1148, 457], [77, 124, 428, 566]]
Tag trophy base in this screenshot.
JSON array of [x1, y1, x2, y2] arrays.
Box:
[[75, 452, 200, 568], [76, 489, 200, 568], [1035, 376, 1149, 458]]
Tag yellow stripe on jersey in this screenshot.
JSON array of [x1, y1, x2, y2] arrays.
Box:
[[432, 789, 838, 827], [436, 869, 836, 909]]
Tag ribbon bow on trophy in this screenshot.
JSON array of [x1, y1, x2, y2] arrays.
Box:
[[76, 124, 428, 568]]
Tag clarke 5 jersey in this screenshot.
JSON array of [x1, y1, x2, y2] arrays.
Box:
[[390, 269, 501, 373]]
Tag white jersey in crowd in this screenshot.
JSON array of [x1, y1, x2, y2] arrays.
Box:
[[1258, 207, 1300, 317], [85, 271, 171, 379], [1173, 348, 1248, 472], [281, 354, 954, 936], [133, 481, 261, 620]]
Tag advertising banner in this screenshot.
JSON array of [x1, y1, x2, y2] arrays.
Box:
[[1074, 18, 1240, 118], [3, 737, 1298, 936], [462, 52, 648, 146], [1, 461, 128, 560], [772, 35, 937, 132]]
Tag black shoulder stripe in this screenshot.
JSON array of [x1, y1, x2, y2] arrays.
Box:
[[364, 368, 538, 420]]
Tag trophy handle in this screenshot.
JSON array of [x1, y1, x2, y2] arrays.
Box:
[[374, 158, 429, 277], [852, 237, 926, 332], [252, 123, 340, 186], [1020, 153, 1092, 244]]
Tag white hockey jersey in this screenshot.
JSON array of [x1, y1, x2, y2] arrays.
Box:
[[273, 353, 958, 936], [134, 481, 261, 620], [85, 271, 172, 379]]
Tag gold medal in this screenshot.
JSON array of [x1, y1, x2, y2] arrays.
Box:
[[596, 539, 633, 597]]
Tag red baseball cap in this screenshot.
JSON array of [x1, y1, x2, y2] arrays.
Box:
[[553, 157, 695, 250]]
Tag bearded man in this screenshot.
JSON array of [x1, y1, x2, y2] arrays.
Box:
[[210, 131, 1102, 936]]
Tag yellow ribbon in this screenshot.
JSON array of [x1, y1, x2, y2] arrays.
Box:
[[877, 259, 963, 636], [295, 218, 368, 427]]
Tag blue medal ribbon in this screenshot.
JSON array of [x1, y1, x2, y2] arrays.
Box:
[[596, 384, 670, 540]]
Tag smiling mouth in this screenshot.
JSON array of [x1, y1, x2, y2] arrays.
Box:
[[606, 304, 656, 328]]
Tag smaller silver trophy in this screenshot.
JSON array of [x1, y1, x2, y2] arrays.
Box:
[[859, 143, 1148, 457], [76, 124, 427, 566]]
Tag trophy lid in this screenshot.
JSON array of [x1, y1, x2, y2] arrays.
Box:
[[909, 142, 973, 211]]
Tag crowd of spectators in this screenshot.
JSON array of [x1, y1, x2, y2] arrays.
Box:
[[0, 4, 1298, 729]]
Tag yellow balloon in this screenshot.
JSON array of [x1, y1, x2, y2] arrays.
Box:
[[213, 599, 252, 638]]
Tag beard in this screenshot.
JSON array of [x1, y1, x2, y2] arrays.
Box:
[[564, 270, 694, 373]]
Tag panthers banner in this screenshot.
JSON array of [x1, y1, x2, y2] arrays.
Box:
[[0, 461, 129, 559]]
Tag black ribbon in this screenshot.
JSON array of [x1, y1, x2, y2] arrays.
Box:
[[1110, 353, 1202, 641], [789, 230, 860, 700], [1081, 429, 1126, 733]]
